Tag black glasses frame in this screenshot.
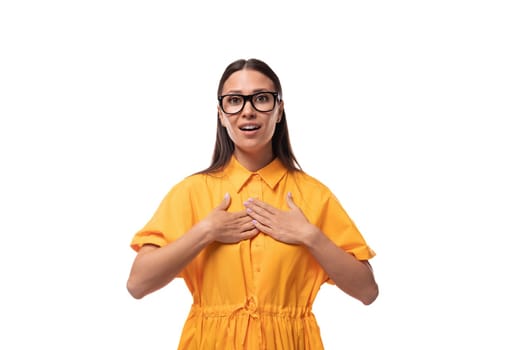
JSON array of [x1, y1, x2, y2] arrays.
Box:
[[218, 91, 280, 114]]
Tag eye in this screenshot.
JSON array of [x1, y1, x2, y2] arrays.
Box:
[[254, 93, 270, 103], [226, 95, 243, 105]]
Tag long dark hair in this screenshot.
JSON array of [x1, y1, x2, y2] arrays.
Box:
[[197, 58, 301, 174]]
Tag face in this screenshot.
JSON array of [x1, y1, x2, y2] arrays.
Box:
[[218, 69, 284, 157]]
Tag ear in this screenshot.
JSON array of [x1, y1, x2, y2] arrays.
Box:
[[277, 100, 284, 123], [217, 107, 226, 127]]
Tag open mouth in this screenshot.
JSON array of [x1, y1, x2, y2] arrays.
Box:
[[239, 124, 261, 131]]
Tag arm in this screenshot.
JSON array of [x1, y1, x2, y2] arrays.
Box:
[[244, 193, 378, 305], [127, 193, 258, 299], [126, 225, 212, 300], [303, 228, 378, 305]]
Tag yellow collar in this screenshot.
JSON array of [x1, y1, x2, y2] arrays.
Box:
[[221, 156, 288, 193]]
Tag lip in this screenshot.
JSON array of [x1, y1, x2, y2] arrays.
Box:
[[238, 124, 261, 133]]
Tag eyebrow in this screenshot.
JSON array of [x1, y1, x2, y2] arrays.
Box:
[[222, 88, 271, 95]]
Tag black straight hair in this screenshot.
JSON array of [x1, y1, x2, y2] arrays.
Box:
[[196, 58, 301, 174]]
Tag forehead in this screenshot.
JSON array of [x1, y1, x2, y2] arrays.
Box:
[[222, 69, 275, 93]]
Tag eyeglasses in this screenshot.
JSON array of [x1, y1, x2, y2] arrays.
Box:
[[218, 91, 280, 115]]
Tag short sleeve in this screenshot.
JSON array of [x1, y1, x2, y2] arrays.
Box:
[[130, 179, 195, 252], [319, 194, 376, 285], [320, 194, 375, 260]]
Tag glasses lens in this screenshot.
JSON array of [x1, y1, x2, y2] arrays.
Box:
[[221, 95, 244, 114], [252, 92, 276, 112]]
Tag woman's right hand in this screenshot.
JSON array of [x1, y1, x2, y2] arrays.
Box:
[[199, 193, 259, 244]]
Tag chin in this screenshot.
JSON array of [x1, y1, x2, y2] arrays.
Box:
[[235, 141, 269, 154]]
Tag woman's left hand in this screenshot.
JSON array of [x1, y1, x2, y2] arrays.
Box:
[[243, 192, 319, 245]]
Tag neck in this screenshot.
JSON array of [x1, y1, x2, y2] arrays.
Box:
[[234, 148, 274, 172]]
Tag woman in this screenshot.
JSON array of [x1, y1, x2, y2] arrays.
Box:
[[127, 58, 378, 349]]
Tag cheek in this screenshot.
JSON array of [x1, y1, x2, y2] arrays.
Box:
[[222, 117, 232, 129], [219, 114, 231, 129], [270, 113, 281, 129], [221, 117, 235, 138]]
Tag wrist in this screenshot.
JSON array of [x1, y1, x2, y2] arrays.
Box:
[[302, 224, 323, 248], [193, 220, 215, 246]]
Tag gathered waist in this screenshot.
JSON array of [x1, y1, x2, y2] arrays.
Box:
[[183, 301, 321, 349], [189, 301, 313, 319]]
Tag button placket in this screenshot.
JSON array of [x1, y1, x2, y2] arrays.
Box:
[[248, 174, 264, 284]]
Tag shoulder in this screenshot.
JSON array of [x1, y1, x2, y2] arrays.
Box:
[[165, 173, 210, 197], [290, 170, 334, 200], [292, 170, 331, 191]]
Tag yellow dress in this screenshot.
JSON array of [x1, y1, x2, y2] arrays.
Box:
[[130, 156, 375, 349]]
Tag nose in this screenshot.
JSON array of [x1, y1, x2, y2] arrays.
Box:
[[240, 98, 257, 117]]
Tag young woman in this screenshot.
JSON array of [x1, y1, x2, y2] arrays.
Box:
[[127, 58, 378, 349]]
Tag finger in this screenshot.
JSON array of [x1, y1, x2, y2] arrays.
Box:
[[286, 192, 297, 209], [252, 219, 272, 235], [250, 212, 273, 229], [216, 192, 231, 211], [245, 207, 272, 227], [236, 216, 255, 231], [231, 210, 256, 224], [245, 197, 275, 214], [240, 227, 259, 239]]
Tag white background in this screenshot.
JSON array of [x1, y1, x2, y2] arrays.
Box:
[[1, 1, 524, 349]]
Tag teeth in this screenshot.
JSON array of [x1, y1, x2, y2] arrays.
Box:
[[241, 125, 258, 130]]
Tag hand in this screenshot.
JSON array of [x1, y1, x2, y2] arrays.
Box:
[[244, 192, 319, 245], [199, 193, 259, 244]]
